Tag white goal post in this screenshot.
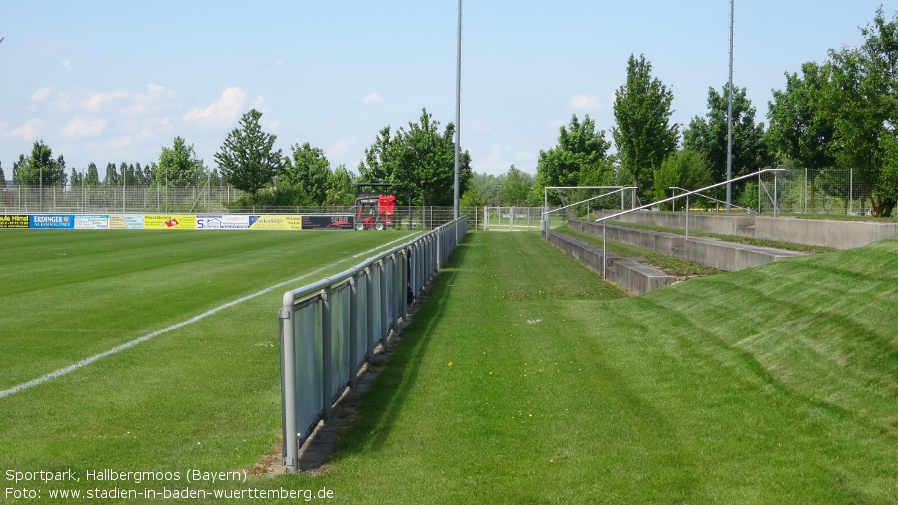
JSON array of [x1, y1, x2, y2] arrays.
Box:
[[541, 186, 637, 230]]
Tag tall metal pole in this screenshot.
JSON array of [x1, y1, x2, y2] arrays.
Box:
[[726, 0, 734, 212], [453, 0, 462, 220]]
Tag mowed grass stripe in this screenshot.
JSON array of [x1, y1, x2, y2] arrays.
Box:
[[290, 232, 898, 504], [0, 230, 411, 390]]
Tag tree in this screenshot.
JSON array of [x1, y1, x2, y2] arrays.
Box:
[[103, 163, 119, 185], [532, 114, 610, 205], [683, 84, 772, 191], [358, 108, 472, 206], [12, 140, 66, 186], [823, 7, 898, 216], [0, 162, 5, 185], [652, 150, 712, 210], [85, 162, 100, 186], [284, 142, 331, 205], [70, 167, 82, 188], [215, 109, 284, 205], [613, 54, 679, 204], [469, 172, 501, 206], [499, 165, 533, 206], [323, 164, 355, 206], [767, 61, 835, 171], [459, 181, 486, 207], [157, 137, 201, 187]]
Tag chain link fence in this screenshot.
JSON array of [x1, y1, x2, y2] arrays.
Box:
[[757, 167, 870, 215], [0, 183, 488, 230]]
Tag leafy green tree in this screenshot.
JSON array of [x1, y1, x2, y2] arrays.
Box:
[[533, 114, 611, 205], [767, 61, 835, 170], [359, 108, 471, 206], [652, 150, 712, 210], [612, 53, 679, 204], [85, 162, 100, 186], [499, 165, 533, 206], [324, 164, 355, 206], [459, 181, 486, 207], [215, 109, 284, 205], [823, 7, 898, 216], [70, 167, 82, 188], [12, 140, 66, 186], [684, 84, 772, 194], [469, 172, 501, 206], [157, 137, 201, 187], [284, 142, 331, 205], [0, 162, 5, 185], [103, 163, 119, 185]]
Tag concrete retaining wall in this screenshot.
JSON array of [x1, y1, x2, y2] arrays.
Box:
[[570, 220, 806, 272], [593, 211, 898, 250], [544, 230, 675, 295]]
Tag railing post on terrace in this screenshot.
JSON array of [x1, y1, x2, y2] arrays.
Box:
[[321, 285, 333, 421], [365, 266, 375, 359], [279, 303, 298, 471], [686, 195, 690, 240], [400, 250, 409, 320], [348, 273, 359, 389], [379, 260, 389, 344]]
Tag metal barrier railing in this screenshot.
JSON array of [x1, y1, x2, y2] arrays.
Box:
[[278, 216, 467, 471], [589, 169, 785, 278]]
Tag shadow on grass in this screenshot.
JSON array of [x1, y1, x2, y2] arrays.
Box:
[[331, 239, 473, 458]]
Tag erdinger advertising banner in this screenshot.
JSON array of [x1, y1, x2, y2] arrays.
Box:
[[0, 215, 29, 228], [248, 215, 303, 230], [302, 214, 354, 230], [30, 214, 74, 229], [197, 215, 251, 230], [74, 215, 110, 229], [144, 215, 198, 229]]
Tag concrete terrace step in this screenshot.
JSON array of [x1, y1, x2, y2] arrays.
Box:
[[570, 220, 807, 272], [544, 231, 675, 295]]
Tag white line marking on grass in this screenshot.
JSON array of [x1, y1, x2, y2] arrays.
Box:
[[0, 236, 420, 400]]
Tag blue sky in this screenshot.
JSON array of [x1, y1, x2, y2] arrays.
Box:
[[0, 1, 889, 178]]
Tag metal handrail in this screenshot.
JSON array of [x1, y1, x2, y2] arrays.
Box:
[[668, 187, 754, 213], [593, 168, 785, 278]]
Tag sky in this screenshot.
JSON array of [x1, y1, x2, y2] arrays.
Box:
[[0, 1, 890, 180]]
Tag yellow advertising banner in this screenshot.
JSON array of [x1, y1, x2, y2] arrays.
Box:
[[144, 215, 198, 229], [249, 215, 303, 230]]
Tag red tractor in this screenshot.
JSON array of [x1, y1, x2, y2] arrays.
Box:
[[354, 193, 396, 230]]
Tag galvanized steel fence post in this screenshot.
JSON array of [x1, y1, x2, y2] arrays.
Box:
[[279, 217, 468, 471]]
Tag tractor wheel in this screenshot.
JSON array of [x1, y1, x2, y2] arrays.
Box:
[[374, 221, 386, 231], [355, 221, 365, 231]]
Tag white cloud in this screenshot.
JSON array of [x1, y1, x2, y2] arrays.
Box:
[[570, 94, 600, 110], [61, 115, 106, 139], [62, 59, 73, 71], [363, 92, 383, 105], [123, 84, 176, 116], [272, 58, 285, 68], [31, 87, 53, 102], [11, 118, 45, 140], [183, 87, 246, 124], [81, 90, 129, 111], [329, 140, 349, 157], [548, 119, 567, 130]]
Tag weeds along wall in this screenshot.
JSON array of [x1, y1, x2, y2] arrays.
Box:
[[278, 217, 468, 471]]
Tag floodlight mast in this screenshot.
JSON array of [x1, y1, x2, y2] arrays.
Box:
[[453, 0, 462, 220], [726, 0, 735, 212]]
